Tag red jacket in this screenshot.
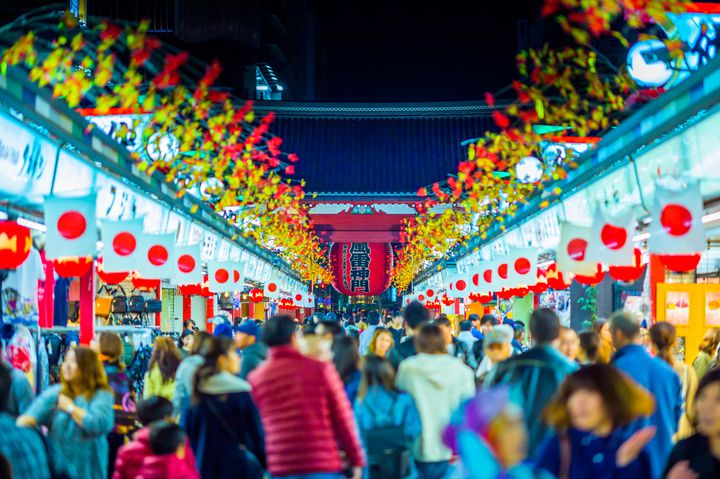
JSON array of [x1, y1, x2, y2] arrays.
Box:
[[112, 428, 198, 479], [137, 449, 200, 479], [248, 345, 365, 477]]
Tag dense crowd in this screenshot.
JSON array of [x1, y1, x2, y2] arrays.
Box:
[[1, 303, 720, 479]]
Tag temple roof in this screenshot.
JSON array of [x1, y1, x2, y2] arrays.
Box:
[[255, 101, 497, 195]]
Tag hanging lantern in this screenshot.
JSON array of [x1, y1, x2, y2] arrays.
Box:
[[329, 243, 393, 296], [97, 258, 130, 284], [53, 257, 93, 278], [0, 220, 32, 269], [609, 248, 645, 283], [529, 269, 549, 294], [249, 288, 265, 303], [546, 263, 572, 289], [279, 298, 295, 309], [425, 299, 441, 309], [575, 264, 605, 286], [658, 253, 702, 273]]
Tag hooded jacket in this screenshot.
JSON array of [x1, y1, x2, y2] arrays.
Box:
[[112, 428, 197, 479], [136, 447, 200, 479], [396, 353, 475, 462]]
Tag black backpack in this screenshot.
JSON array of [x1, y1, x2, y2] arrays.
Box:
[[363, 395, 411, 479]]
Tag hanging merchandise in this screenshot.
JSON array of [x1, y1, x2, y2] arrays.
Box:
[[648, 178, 705, 254], [43, 193, 97, 260], [556, 222, 597, 275], [101, 218, 144, 273], [506, 248, 538, 287], [658, 253, 702, 273], [575, 264, 606, 286], [135, 233, 175, 279], [587, 206, 635, 266], [609, 248, 645, 282], [0, 220, 32, 269], [171, 244, 203, 285], [52, 257, 93, 278], [546, 263, 572, 290], [207, 261, 243, 293]]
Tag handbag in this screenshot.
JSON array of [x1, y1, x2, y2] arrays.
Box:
[[111, 286, 129, 314], [129, 291, 145, 314], [95, 285, 113, 318], [144, 298, 163, 313], [204, 396, 265, 479]]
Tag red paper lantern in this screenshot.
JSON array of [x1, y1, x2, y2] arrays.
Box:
[[546, 263, 572, 290], [425, 299, 441, 309], [249, 288, 265, 303], [609, 248, 645, 283], [279, 298, 295, 309], [658, 253, 702, 273], [97, 258, 129, 284], [575, 264, 605, 286], [53, 257, 93, 278], [329, 243, 393, 296], [0, 221, 32, 269]]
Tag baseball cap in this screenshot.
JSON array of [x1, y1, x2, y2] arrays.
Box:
[[235, 321, 262, 338], [213, 323, 233, 338], [484, 325, 514, 346]]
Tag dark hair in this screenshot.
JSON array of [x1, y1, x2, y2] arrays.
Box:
[[592, 319, 608, 335], [358, 356, 396, 400], [368, 311, 381, 326], [192, 336, 236, 402], [137, 396, 174, 426], [149, 421, 186, 455], [692, 368, 720, 428], [404, 301, 429, 329], [190, 331, 213, 356], [0, 453, 10, 479], [183, 319, 196, 330], [544, 364, 655, 431], [97, 332, 123, 363], [609, 312, 640, 340], [0, 362, 11, 413], [649, 322, 676, 366], [263, 315, 297, 346], [332, 336, 360, 384], [317, 320, 344, 338], [178, 329, 194, 350], [415, 322, 446, 354], [149, 337, 182, 384], [578, 331, 600, 363], [60, 347, 111, 399], [530, 308, 561, 344], [437, 313, 449, 321], [699, 328, 720, 355], [435, 317, 452, 328], [481, 314, 498, 327], [346, 327, 360, 341], [468, 314, 480, 323], [459, 320, 472, 332]]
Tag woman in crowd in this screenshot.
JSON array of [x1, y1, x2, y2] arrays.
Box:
[[174, 331, 212, 420], [649, 322, 698, 440], [367, 328, 400, 369], [177, 330, 195, 360], [664, 368, 720, 479], [91, 332, 138, 477], [144, 336, 182, 401], [592, 320, 613, 363], [577, 331, 600, 365], [535, 364, 656, 479], [18, 346, 115, 479], [182, 336, 265, 479], [354, 356, 421, 479], [332, 335, 363, 404], [694, 328, 720, 381]]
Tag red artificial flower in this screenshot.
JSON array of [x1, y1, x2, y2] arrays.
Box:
[[493, 110, 511, 129], [285, 165, 295, 175], [484, 92, 495, 107]]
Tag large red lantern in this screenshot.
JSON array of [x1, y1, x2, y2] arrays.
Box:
[[53, 257, 93, 278], [249, 288, 265, 303], [658, 253, 702, 273], [0, 221, 32, 269], [609, 248, 645, 283], [575, 264, 605, 286], [329, 243, 393, 296]]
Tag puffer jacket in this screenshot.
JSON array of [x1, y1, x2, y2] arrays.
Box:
[[136, 448, 200, 479], [113, 427, 197, 479]]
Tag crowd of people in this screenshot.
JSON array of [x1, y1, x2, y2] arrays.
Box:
[[1, 303, 720, 479]]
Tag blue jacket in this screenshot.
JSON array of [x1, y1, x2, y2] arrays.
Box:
[[535, 428, 652, 479], [182, 372, 265, 479], [484, 346, 578, 456], [611, 345, 682, 479]]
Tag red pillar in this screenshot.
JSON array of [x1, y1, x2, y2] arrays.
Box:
[[649, 254, 666, 322], [79, 260, 96, 345], [182, 295, 191, 321], [205, 298, 214, 332]]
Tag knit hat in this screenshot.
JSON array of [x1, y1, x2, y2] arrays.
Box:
[[213, 323, 233, 338], [484, 325, 514, 346], [234, 321, 262, 338]]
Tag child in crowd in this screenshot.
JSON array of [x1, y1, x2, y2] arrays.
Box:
[[113, 397, 197, 479], [136, 421, 200, 479]]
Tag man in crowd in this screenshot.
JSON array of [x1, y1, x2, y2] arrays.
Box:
[[471, 314, 500, 364], [316, 320, 345, 341], [436, 316, 478, 369], [475, 324, 514, 383], [359, 310, 382, 355], [0, 362, 72, 479], [484, 308, 578, 456], [388, 311, 405, 344], [396, 301, 430, 360], [249, 315, 365, 479], [396, 322, 475, 479], [512, 321, 528, 354], [557, 326, 580, 363], [610, 312, 682, 478], [457, 320, 477, 350], [234, 320, 268, 380]]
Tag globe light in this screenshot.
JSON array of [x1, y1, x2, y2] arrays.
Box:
[[516, 156, 544, 184]]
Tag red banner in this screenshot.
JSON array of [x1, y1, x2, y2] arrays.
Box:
[[329, 243, 393, 296]]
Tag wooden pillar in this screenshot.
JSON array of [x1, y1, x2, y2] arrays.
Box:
[[79, 260, 95, 345]]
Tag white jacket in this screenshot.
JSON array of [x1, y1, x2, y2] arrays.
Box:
[[396, 353, 476, 462]]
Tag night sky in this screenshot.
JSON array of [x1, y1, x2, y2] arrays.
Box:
[[312, 0, 545, 102]]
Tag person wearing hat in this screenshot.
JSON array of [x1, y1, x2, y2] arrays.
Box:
[[476, 325, 514, 383], [234, 320, 267, 380]]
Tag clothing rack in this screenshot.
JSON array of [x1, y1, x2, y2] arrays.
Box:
[[40, 325, 160, 334]]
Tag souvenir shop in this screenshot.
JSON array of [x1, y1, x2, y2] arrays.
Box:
[[409, 40, 720, 364]]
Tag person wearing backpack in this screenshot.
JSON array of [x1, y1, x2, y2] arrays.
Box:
[[354, 356, 421, 479]]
